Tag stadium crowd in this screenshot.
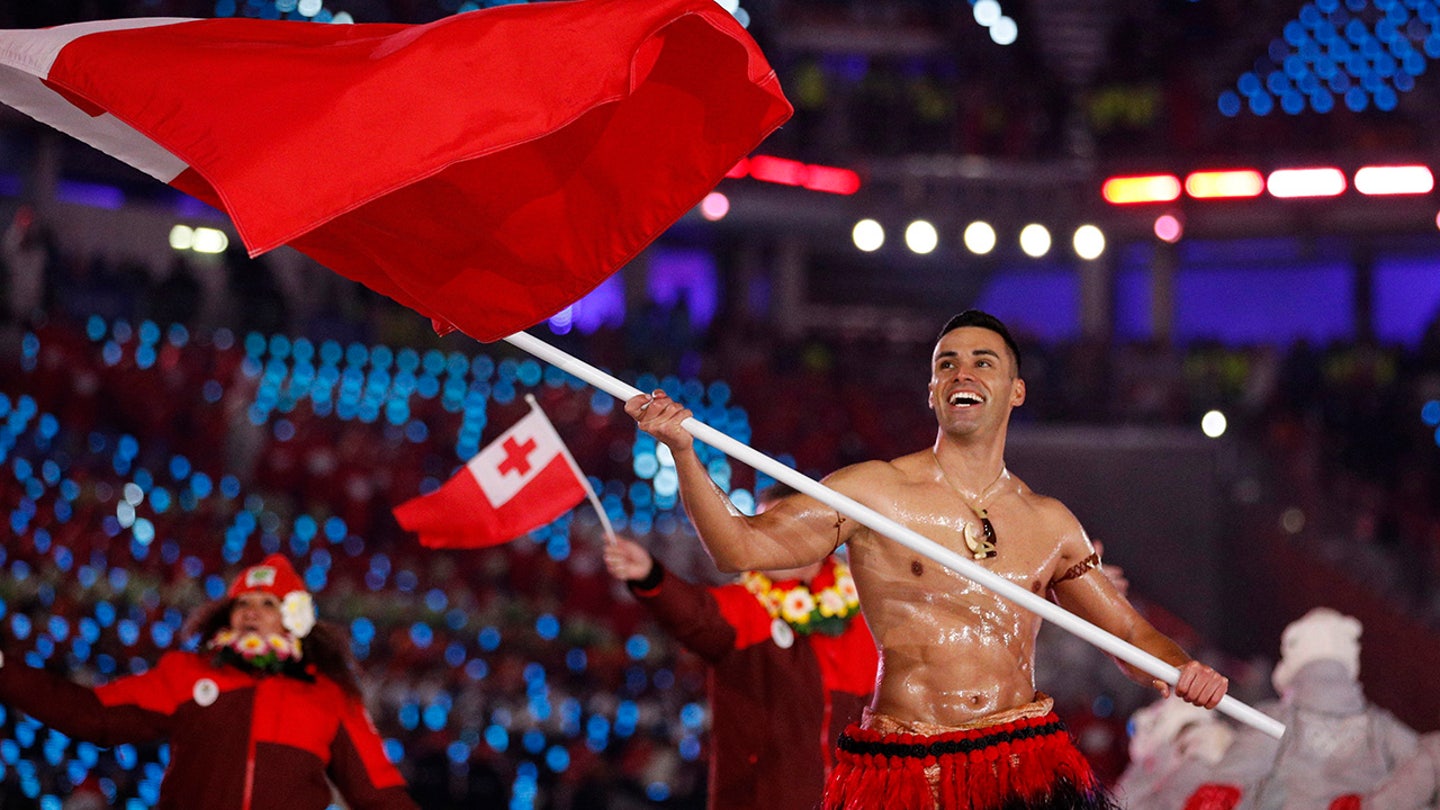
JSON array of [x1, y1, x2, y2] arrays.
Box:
[[2, 213, 1439, 806]]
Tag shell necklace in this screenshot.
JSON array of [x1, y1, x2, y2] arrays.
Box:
[[932, 450, 1006, 560]]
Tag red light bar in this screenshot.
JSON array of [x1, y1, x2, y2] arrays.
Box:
[[748, 156, 806, 186], [803, 164, 861, 195], [727, 155, 862, 195], [1102, 174, 1182, 204]]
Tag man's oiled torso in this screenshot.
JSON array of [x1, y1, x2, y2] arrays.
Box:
[[839, 456, 1074, 727]]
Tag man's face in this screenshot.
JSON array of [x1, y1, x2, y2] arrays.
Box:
[[927, 326, 1025, 437]]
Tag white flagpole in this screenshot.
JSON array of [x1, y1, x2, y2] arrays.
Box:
[[524, 394, 617, 546], [504, 330, 1285, 740]]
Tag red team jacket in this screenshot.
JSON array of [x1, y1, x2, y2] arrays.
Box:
[[631, 561, 879, 809], [0, 650, 416, 810]]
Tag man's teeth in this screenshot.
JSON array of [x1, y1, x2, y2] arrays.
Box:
[[948, 392, 982, 406]]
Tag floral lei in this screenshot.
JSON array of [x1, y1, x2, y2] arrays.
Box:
[[741, 561, 862, 637], [209, 629, 307, 677]]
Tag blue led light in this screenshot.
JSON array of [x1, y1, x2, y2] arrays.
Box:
[[343, 342, 368, 368], [484, 725, 508, 752], [545, 746, 570, 773], [625, 634, 650, 660], [680, 735, 702, 761], [423, 588, 447, 612], [1421, 400, 1440, 426], [423, 704, 448, 732], [680, 702, 705, 730], [443, 642, 466, 668]]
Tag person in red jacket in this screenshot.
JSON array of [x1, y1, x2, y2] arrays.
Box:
[[604, 483, 879, 809], [0, 553, 417, 810]]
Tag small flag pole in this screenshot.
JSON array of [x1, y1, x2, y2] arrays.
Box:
[[524, 394, 617, 546], [503, 330, 1285, 741]]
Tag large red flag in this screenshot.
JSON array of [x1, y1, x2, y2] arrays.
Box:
[[0, 0, 791, 341], [393, 401, 587, 548]]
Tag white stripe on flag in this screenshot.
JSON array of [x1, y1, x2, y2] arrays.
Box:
[[0, 73, 189, 183], [0, 18, 193, 75], [0, 19, 194, 183]]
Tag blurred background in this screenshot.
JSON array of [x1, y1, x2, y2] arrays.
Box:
[[3, 0, 1440, 806]]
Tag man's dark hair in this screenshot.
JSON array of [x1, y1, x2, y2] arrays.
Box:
[[937, 309, 1021, 375]]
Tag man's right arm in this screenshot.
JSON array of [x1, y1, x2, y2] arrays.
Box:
[[626, 390, 859, 573]]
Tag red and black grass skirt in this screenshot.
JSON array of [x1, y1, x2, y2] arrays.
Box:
[[823, 709, 1119, 810]]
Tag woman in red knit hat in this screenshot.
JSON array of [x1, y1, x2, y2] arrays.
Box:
[[0, 554, 418, 810]]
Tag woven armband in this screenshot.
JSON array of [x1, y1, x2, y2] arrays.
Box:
[[1051, 553, 1101, 588]]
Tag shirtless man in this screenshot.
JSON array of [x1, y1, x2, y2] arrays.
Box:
[[625, 310, 1229, 810]]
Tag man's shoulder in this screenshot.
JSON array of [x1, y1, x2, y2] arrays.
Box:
[[1011, 482, 1080, 527], [824, 457, 914, 488]]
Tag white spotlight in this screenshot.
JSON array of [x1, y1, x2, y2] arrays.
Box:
[[1072, 224, 1105, 260], [904, 220, 939, 255], [963, 221, 997, 255], [853, 219, 885, 252], [192, 227, 230, 254], [1201, 410, 1228, 438], [1018, 223, 1051, 258], [989, 16, 1018, 45], [973, 0, 1002, 26], [169, 225, 195, 251]]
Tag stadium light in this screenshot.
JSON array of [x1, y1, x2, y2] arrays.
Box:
[[1354, 165, 1434, 196], [1102, 174, 1182, 205], [1184, 169, 1264, 200], [1267, 167, 1346, 198]]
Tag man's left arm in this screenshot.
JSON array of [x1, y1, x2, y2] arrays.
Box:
[[1048, 520, 1228, 709]]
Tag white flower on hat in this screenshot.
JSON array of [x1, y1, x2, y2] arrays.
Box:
[[280, 591, 316, 638]]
